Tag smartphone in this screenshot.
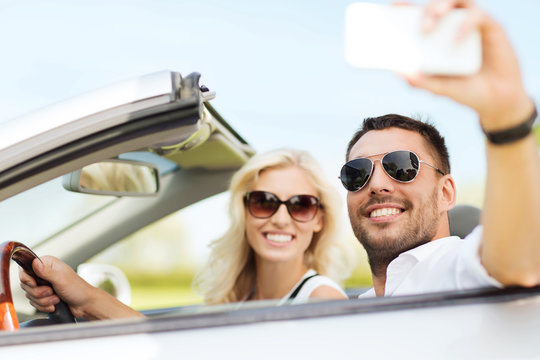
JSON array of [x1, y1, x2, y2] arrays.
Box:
[[344, 2, 482, 75]]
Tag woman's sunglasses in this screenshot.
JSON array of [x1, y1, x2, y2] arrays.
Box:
[[340, 150, 444, 192], [244, 191, 321, 222]]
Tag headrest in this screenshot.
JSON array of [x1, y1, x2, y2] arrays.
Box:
[[449, 204, 481, 238]]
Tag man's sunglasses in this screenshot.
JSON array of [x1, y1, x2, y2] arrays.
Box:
[[244, 191, 321, 222], [340, 150, 445, 192]]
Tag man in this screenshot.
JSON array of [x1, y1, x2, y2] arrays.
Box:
[[340, 0, 539, 296]]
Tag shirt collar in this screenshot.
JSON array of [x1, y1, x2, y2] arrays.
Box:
[[358, 236, 461, 298]]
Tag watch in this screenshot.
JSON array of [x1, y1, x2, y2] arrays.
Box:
[[483, 106, 538, 145]]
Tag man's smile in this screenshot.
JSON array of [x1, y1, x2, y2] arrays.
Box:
[[369, 207, 403, 219], [363, 201, 408, 222]]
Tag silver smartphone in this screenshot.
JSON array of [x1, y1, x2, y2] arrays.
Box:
[[345, 2, 482, 75]]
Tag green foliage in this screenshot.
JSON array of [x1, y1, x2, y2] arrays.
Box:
[[127, 270, 194, 287], [534, 123, 540, 146], [97, 278, 118, 297], [127, 271, 202, 310], [344, 268, 373, 289], [131, 285, 202, 310]]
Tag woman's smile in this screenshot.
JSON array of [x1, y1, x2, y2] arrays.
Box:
[[264, 232, 294, 244]]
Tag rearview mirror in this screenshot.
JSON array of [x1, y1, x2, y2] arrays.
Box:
[[62, 159, 160, 196]]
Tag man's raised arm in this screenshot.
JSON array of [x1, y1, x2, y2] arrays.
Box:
[[405, 0, 540, 286]]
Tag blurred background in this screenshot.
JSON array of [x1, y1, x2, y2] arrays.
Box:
[[0, 0, 538, 309]]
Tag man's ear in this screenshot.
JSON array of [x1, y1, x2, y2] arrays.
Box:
[[439, 174, 457, 212]]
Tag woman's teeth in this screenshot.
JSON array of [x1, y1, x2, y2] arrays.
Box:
[[266, 234, 293, 243]]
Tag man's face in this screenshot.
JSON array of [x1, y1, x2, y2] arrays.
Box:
[[346, 128, 445, 275]]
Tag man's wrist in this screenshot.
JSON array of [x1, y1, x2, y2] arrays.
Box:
[[483, 105, 537, 145]]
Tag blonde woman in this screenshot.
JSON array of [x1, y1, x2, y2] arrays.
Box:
[[19, 149, 353, 319], [194, 148, 354, 305]]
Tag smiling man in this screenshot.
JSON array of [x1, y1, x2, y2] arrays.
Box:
[[341, 0, 540, 297]]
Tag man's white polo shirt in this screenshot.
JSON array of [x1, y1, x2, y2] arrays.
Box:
[[359, 226, 502, 298]]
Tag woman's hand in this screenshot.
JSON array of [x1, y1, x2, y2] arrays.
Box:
[[19, 256, 95, 319], [19, 255, 143, 320]]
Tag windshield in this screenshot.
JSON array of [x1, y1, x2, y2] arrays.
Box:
[[0, 151, 178, 248], [0, 177, 114, 248]]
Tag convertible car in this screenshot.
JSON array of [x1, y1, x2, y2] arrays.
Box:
[[0, 71, 539, 358]]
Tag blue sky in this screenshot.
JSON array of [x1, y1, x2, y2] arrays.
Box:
[[0, 0, 538, 205]]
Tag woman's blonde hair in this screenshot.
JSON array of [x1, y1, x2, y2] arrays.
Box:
[[193, 148, 353, 304]]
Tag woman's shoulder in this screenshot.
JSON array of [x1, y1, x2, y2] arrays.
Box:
[[309, 283, 347, 299], [291, 269, 347, 301], [309, 273, 347, 296]]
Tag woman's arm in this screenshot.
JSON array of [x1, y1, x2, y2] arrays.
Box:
[[20, 256, 143, 320]]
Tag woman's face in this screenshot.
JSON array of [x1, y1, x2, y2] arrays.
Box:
[[245, 166, 324, 267]]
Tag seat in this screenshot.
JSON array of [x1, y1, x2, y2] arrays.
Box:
[[448, 204, 481, 238]]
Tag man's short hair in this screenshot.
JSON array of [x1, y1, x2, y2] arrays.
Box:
[[346, 114, 451, 174]]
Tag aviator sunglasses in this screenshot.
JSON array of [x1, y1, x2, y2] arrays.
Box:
[[340, 150, 445, 192], [244, 191, 321, 222]]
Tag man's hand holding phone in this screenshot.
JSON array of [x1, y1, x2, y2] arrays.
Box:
[[408, 0, 534, 130], [345, 2, 482, 76], [345, 0, 534, 128]]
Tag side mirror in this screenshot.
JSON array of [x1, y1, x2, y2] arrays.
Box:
[[77, 263, 132, 305], [62, 159, 160, 196]]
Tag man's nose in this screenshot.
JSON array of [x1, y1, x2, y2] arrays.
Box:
[[367, 161, 394, 194]]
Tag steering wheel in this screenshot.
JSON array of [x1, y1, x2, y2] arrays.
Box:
[[0, 241, 76, 331]]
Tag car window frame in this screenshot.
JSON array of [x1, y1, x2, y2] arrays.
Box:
[[3, 285, 540, 347]]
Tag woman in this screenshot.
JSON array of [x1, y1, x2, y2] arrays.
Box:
[[194, 148, 353, 304], [19, 149, 353, 319]]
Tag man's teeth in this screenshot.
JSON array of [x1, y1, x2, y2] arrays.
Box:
[[369, 208, 401, 218], [266, 234, 293, 243]]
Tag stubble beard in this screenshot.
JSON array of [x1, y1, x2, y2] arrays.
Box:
[[351, 189, 440, 278]]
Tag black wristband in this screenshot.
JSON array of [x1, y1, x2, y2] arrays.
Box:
[[483, 106, 537, 145]]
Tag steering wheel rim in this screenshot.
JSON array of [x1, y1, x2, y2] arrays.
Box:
[[0, 241, 76, 331]]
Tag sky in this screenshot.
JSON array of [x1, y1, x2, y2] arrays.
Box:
[[0, 0, 539, 261], [0, 0, 538, 198]]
